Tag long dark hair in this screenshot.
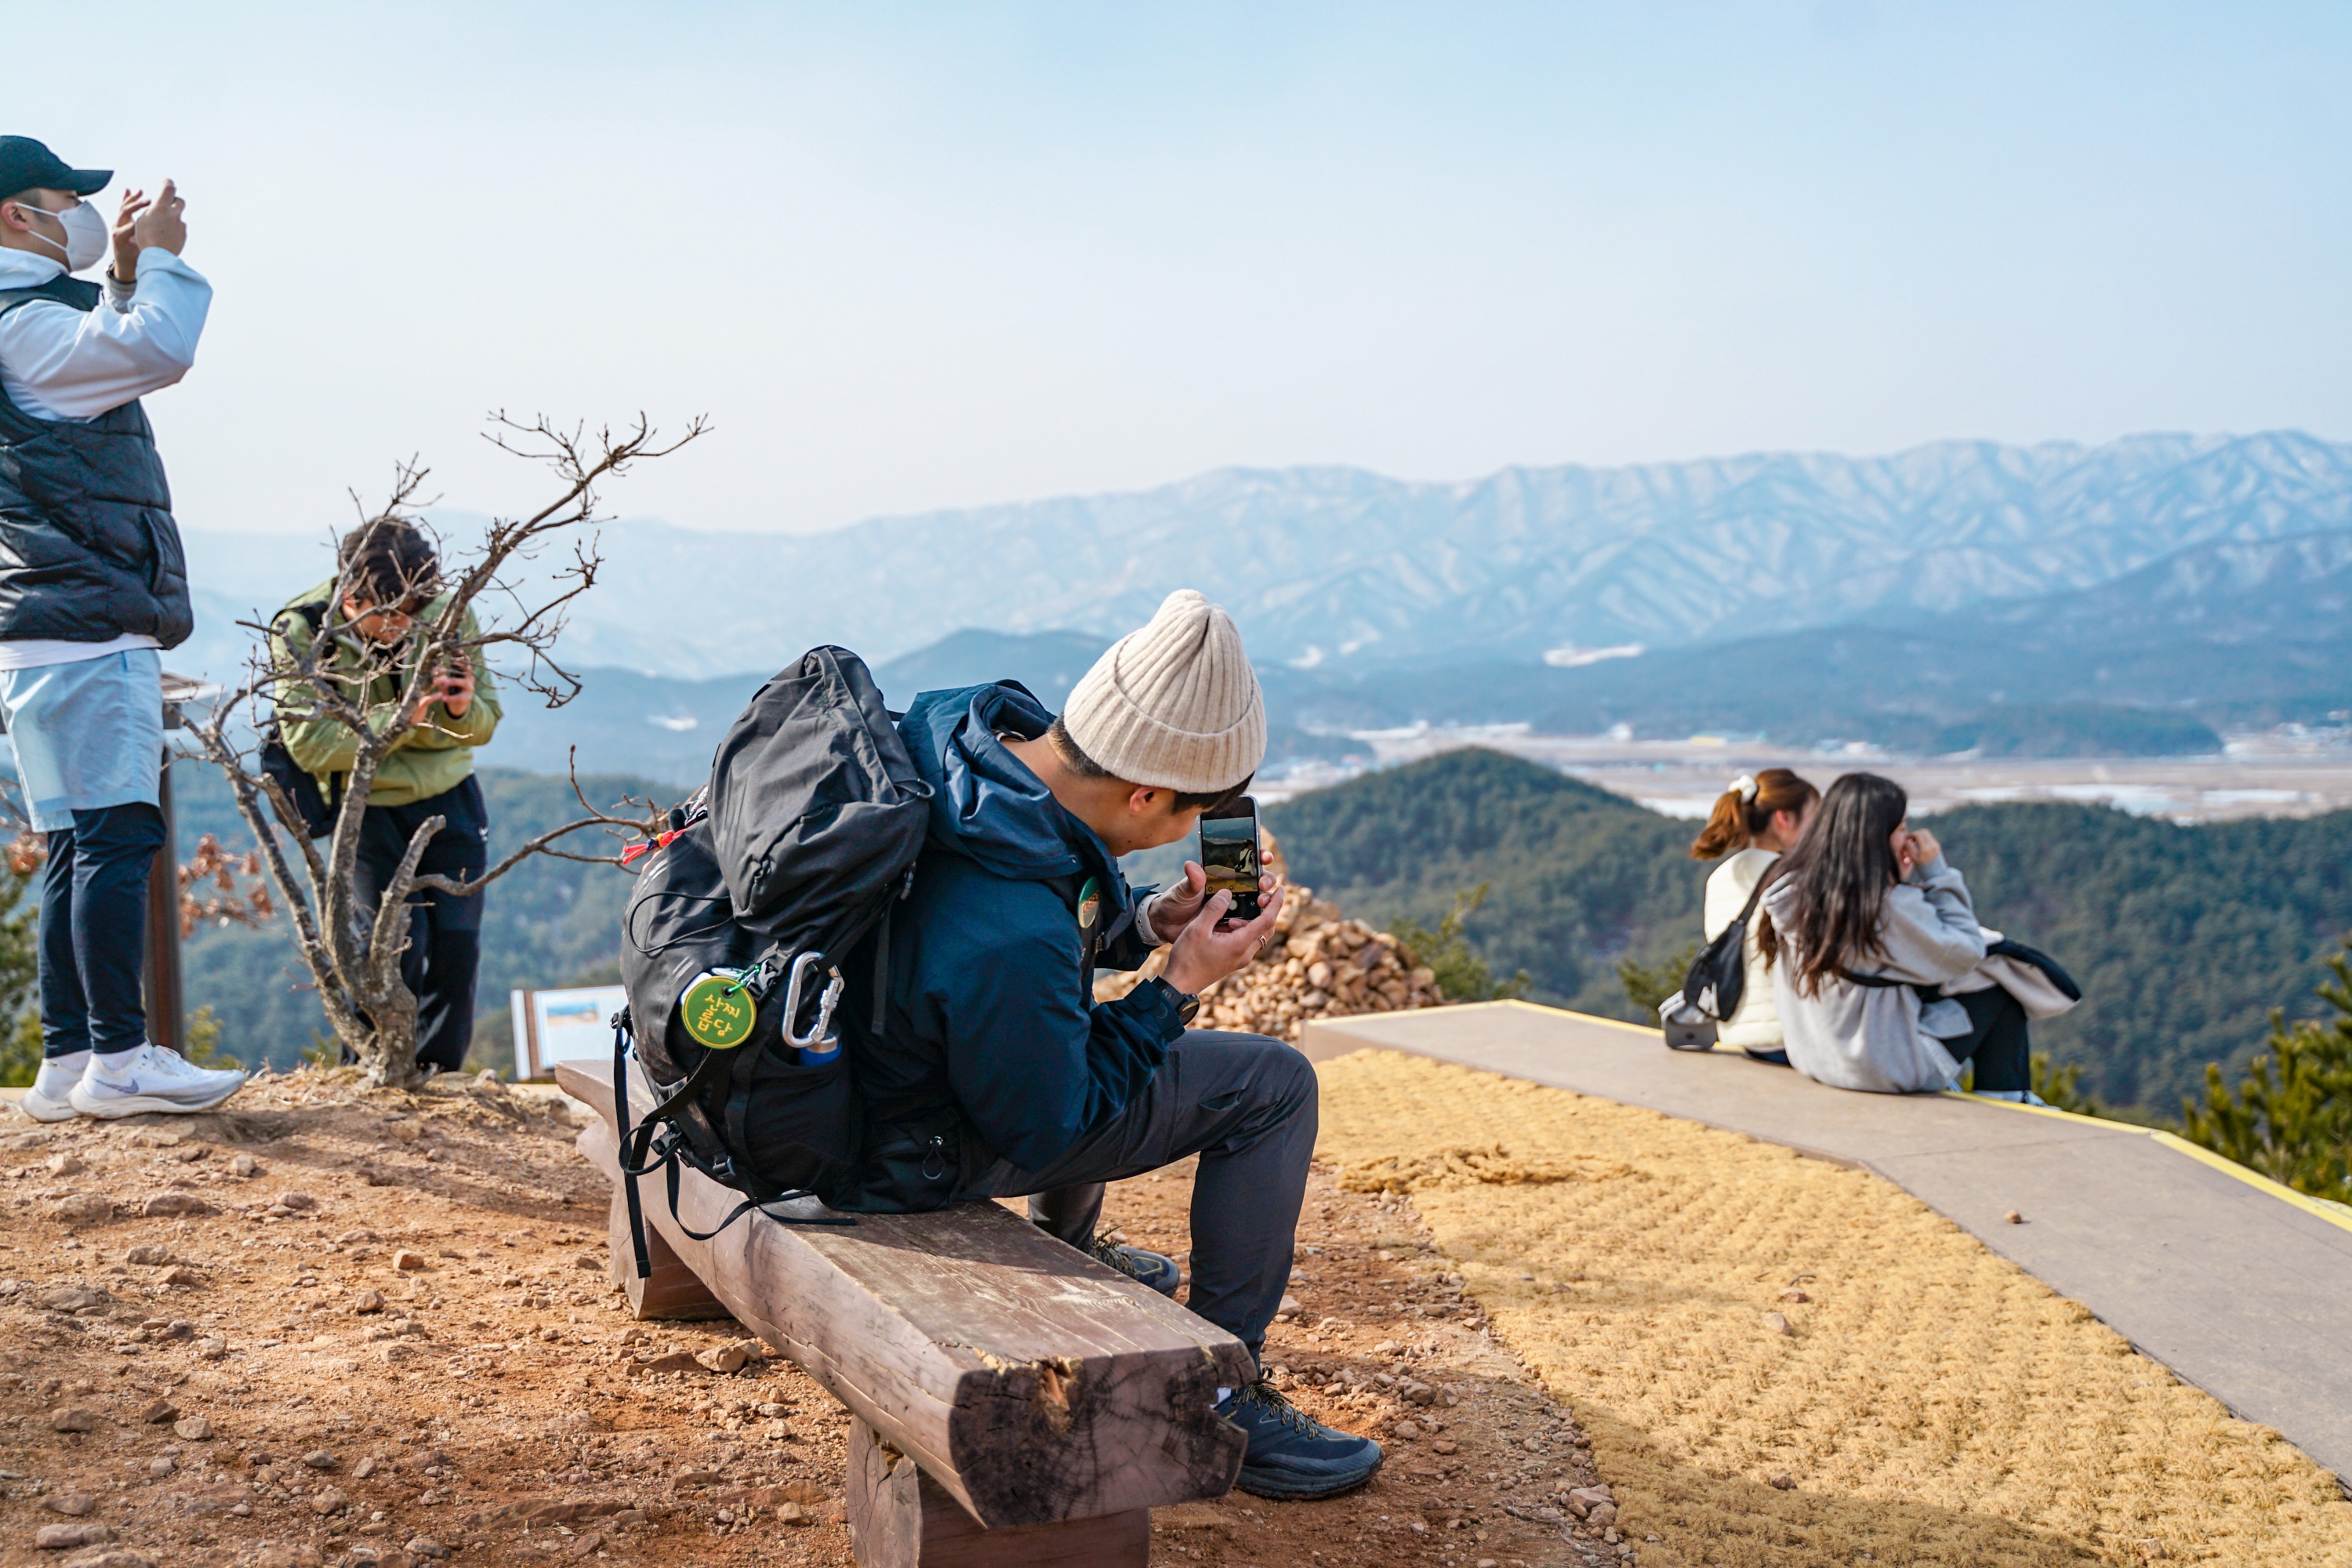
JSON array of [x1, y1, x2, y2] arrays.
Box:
[[1689, 768, 1820, 859], [1757, 771, 1908, 996]]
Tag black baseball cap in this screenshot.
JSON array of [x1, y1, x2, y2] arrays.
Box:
[[0, 137, 110, 204]]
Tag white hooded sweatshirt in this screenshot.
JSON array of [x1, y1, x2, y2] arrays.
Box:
[[1760, 855, 1987, 1094]]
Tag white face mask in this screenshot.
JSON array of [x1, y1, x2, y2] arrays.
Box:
[[13, 198, 107, 273]]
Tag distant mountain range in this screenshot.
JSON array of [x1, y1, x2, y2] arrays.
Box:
[[164, 430, 2352, 777], [481, 524, 2352, 781], [1258, 525, 2352, 750], [179, 430, 2352, 675]]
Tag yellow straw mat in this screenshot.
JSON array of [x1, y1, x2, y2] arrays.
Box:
[[1316, 1049, 2352, 1568]]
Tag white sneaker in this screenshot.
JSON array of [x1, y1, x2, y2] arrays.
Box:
[[17, 1050, 89, 1123], [1976, 1088, 2051, 1108], [67, 1044, 247, 1118]]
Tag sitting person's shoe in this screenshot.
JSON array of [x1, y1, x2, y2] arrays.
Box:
[[1217, 1376, 1384, 1499], [67, 1044, 247, 1119], [18, 1051, 89, 1122], [1087, 1235, 1181, 1298], [1976, 1088, 2050, 1107]]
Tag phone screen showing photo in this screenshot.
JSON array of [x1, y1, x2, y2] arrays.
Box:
[[1198, 802, 1261, 920]]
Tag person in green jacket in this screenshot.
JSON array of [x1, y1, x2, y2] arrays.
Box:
[[270, 520, 501, 1074]]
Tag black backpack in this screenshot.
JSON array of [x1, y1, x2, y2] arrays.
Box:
[[611, 646, 933, 1269], [1673, 873, 1770, 1040]]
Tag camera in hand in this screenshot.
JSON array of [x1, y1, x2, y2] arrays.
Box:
[[1198, 797, 1261, 922]]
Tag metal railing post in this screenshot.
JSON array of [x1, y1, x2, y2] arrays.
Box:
[[143, 750, 184, 1055]]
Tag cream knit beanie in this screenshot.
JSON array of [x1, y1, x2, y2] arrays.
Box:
[[1062, 590, 1265, 793]]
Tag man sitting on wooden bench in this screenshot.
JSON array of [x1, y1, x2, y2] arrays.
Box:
[[844, 589, 1382, 1500]]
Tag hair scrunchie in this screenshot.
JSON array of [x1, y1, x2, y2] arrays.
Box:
[[1730, 774, 1759, 803]]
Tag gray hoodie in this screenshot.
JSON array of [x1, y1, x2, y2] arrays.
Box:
[[1759, 855, 1988, 1093]]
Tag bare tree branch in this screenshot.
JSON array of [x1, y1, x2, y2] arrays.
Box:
[[183, 412, 703, 1087]]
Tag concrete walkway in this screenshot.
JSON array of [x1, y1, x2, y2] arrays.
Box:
[[1301, 1000, 2352, 1486]]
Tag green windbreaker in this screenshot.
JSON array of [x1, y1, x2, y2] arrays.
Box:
[[268, 579, 502, 808]]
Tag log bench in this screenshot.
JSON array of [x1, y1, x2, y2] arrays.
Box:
[[556, 1058, 1250, 1566]]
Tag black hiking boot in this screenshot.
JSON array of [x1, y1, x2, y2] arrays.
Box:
[[1217, 1375, 1385, 1498], [1087, 1235, 1181, 1297]]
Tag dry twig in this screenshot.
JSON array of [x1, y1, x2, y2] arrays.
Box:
[[184, 412, 702, 1087]]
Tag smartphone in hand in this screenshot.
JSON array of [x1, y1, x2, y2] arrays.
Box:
[[1198, 797, 1261, 922]]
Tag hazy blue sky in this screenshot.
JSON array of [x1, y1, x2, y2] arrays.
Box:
[[15, 2, 2349, 535]]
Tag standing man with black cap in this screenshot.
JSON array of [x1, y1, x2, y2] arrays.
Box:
[[0, 136, 244, 1122]]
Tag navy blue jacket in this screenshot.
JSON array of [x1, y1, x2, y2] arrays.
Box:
[[848, 683, 1182, 1185]]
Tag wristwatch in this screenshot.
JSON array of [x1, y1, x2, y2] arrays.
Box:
[[1149, 975, 1201, 1027]]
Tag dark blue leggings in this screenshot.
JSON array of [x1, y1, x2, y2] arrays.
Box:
[[1952, 985, 2031, 1093], [40, 802, 166, 1058]]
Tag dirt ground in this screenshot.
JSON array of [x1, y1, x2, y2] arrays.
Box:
[[0, 1065, 1611, 1568], [21, 1051, 2338, 1568]]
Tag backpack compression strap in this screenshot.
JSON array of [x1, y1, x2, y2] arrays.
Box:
[[614, 1012, 856, 1269], [657, 1148, 854, 1242], [612, 1010, 654, 1279], [613, 1007, 794, 1279], [1835, 969, 1942, 1002]]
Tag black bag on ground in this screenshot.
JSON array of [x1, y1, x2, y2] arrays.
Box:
[[612, 646, 934, 1266]]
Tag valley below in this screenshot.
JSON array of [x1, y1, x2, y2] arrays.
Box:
[[1263, 724, 2352, 824]]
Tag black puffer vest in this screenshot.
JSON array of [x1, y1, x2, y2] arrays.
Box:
[[0, 274, 191, 647]]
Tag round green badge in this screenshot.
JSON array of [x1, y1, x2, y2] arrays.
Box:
[[679, 968, 757, 1050]]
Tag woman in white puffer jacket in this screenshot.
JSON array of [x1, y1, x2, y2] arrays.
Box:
[[1690, 768, 1820, 1063]]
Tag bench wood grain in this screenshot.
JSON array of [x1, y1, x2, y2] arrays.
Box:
[[560, 1057, 1247, 1558]]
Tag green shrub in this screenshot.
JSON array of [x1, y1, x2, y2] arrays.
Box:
[[2180, 938, 2352, 1205], [1617, 943, 1698, 1017], [0, 864, 42, 1087], [2030, 1051, 2100, 1116], [1392, 884, 1529, 1004], [181, 1005, 242, 1073]]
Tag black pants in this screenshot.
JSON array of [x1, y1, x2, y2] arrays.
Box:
[[964, 1030, 1318, 1363], [39, 802, 167, 1058], [1949, 985, 2031, 1093], [352, 778, 488, 1073]]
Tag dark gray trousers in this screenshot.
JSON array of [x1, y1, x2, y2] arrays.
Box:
[[965, 1029, 1317, 1359]]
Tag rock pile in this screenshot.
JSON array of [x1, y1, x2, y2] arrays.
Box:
[[1093, 832, 1445, 1039]]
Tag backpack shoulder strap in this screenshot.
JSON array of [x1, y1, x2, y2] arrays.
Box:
[[1733, 868, 1771, 925], [1047, 872, 1105, 996], [267, 599, 335, 671], [274, 598, 331, 636], [1835, 967, 1944, 1004]]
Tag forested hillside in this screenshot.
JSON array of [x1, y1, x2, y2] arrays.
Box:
[[1265, 750, 2352, 1115], [164, 749, 2352, 1112]]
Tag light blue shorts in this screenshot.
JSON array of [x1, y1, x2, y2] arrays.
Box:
[[0, 650, 164, 833]]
